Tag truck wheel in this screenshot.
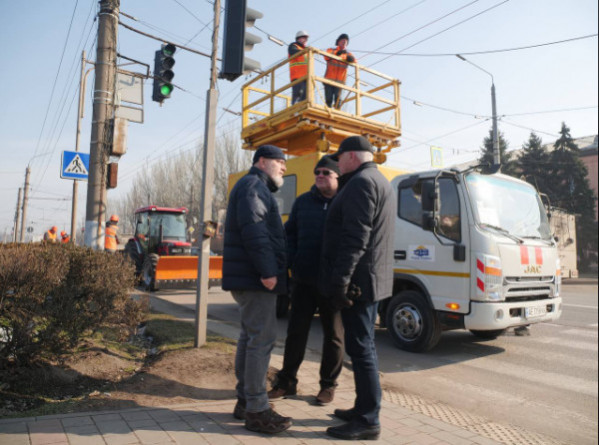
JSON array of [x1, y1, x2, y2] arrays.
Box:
[[469, 329, 506, 339], [276, 294, 290, 318], [141, 254, 160, 291], [385, 290, 441, 352]]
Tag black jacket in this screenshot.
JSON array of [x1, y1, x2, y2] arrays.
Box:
[[285, 185, 334, 287], [222, 167, 287, 294], [320, 162, 395, 302]]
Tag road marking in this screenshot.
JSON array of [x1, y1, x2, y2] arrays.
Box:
[[562, 303, 598, 309], [457, 355, 598, 397], [561, 328, 599, 338], [532, 336, 598, 352], [499, 343, 598, 371]]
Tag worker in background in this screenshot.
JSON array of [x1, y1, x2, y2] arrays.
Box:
[[43, 226, 58, 243], [60, 230, 70, 243], [324, 34, 355, 108], [289, 30, 309, 104], [105, 214, 120, 253]]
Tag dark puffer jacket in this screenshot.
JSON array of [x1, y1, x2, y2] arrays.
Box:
[[319, 162, 395, 302], [285, 185, 334, 287], [222, 167, 287, 294]]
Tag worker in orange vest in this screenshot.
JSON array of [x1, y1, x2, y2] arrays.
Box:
[[43, 226, 58, 243], [105, 214, 120, 253], [60, 230, 70, 243], [289, 30, 310, 104], [323, 33, 355, 108]]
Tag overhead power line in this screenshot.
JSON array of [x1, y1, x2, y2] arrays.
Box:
[[351, 33, 598, 57]]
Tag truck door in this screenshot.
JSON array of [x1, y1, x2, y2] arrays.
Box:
[[396, 176, 470, 313]]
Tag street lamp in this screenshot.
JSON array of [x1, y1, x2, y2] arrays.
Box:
[[456, 54, 500, 167]]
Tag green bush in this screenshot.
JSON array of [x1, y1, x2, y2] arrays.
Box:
[[0, 243, 144, 368]]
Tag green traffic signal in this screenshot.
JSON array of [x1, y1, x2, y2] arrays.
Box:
[[160, 84, 174, 96]]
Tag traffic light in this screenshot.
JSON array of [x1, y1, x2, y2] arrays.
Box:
[[152, 43, 176, 103], [220, 0, 263, 82]]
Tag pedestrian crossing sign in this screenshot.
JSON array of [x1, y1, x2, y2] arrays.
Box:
[[430, 146, 443, 168], [61, 150, 90, 180]]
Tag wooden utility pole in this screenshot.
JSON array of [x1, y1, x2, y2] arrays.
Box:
[[19, 167, 30, 242], [195, 0, 221, 348], [84, 0, 119, 249], [13, 187, 22, 242]]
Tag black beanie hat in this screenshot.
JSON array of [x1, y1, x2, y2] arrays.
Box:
[[253, 145, 285, 164], [336, 33, 349, 45], [314, 155, 340, 175]]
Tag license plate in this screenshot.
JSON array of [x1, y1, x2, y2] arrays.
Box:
[[525, 305, 547, 318]]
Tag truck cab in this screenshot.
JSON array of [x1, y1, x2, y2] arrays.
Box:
[[382, 167, 562, 352]]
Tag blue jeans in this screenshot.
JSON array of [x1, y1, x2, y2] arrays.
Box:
[[232, 290, 277, 413], [341, 300, 381, 426]]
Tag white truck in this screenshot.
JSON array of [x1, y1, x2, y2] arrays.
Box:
[[380, 166, 563, 352]]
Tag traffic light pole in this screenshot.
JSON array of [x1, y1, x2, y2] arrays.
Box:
[[195, 0, 221, 348], [84, 0, 119, 249]]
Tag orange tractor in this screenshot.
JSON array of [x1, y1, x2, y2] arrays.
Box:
[[124, 206, 222, 291]]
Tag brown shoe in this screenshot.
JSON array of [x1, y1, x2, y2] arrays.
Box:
[[316, 387, 335, 405], [245, 408, 292, 434], [267, 386, 297, 399], [233, 399, 246, 420]]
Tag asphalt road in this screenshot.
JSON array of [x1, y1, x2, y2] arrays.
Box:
[[149, 280, 598, 445]]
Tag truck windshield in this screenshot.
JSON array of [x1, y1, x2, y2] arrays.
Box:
[[465, 173, 552, 241], [149, 213, 187, 241]]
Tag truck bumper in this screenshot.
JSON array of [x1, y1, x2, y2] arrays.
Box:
[[464, 297, 562, 330]]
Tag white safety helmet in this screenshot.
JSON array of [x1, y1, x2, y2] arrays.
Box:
[[296, 30, 309, 39]]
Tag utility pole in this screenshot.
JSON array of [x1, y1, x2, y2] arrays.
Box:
[[84, 0, 119, 249], [195, 0, 221, 348], [19, 166, 31, 242], [13, 187, 22, 243], [456, 54, 500, 166], [72, 50, 93, 244]]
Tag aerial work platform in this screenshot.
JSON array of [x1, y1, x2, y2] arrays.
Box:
[[241, 47, 401, 161]]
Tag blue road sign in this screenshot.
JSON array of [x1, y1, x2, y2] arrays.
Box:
[[61, 151, 90, 180]]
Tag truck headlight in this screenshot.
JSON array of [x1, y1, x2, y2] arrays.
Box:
[[476, 254, 503, 301], [554, 258, 561, 297]]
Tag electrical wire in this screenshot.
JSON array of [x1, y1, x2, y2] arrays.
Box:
[[351, 33, 598, 57], [371, 0, 511, 67], [30, 0, 81, 164]]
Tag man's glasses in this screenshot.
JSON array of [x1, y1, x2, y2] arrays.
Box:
[[315, 169, 333, 176]]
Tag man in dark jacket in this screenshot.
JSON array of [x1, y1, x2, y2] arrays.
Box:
[[268, 155, 344, 405], [320, 135, 395, 441], [222, 145, 291, 434]]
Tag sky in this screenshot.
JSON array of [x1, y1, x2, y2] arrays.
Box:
[[0, 0, 597, 240]]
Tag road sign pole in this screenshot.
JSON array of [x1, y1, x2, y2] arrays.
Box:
[[71, 50, 88, 244]]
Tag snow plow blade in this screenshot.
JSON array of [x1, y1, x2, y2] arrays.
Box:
[[154, 255, 223, 289]]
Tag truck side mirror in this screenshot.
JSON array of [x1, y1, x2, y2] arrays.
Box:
[[421, 181, 439, 232]]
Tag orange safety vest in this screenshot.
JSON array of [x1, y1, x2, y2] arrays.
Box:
[[324, 47, 355, 84], [44, 230, 57, 242], [289, 42, 308, 81], [105, 225, 118, 250], [61, 236, 70, 243]]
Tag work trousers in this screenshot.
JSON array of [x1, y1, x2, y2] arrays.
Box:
[[342, 299, 381, 426], [232, 290, 277, 413], [324, 84, 341, 108], [276, 282, 344, 390], [292, 81, 306, 104]]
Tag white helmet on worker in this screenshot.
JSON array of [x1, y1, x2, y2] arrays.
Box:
[[296, 30, 309, 39]]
